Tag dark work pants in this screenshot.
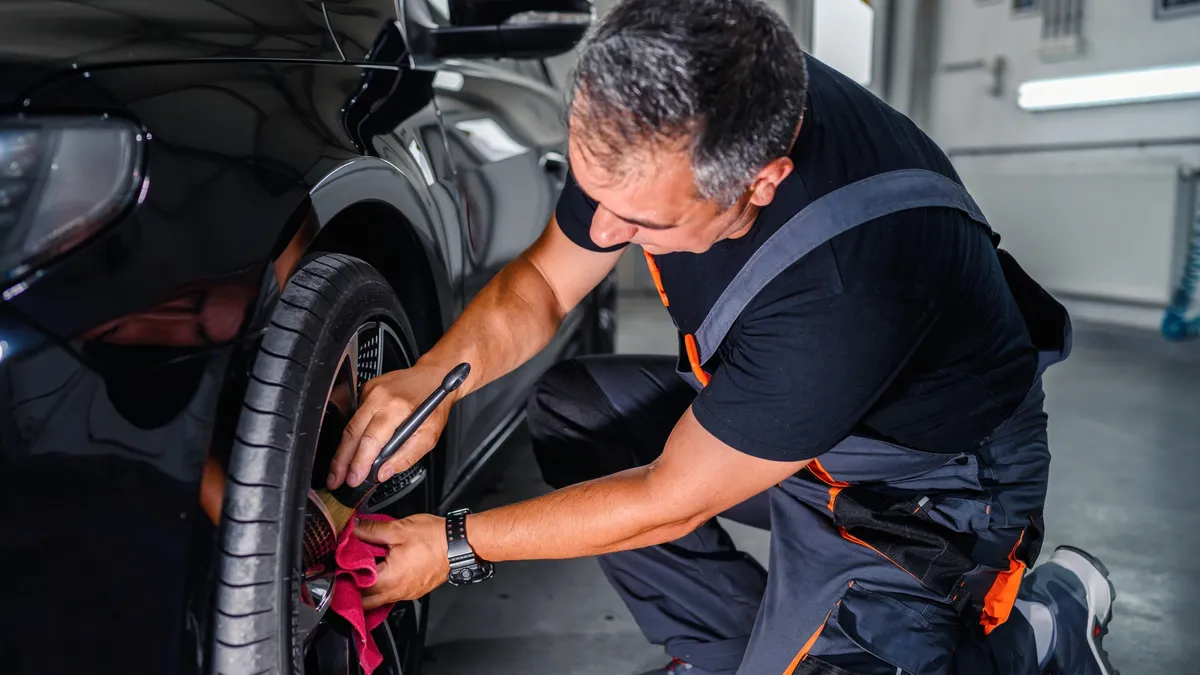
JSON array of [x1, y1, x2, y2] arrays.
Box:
[[527, 355, 1045, 675]]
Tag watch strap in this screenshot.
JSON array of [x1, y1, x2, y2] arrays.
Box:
[[446, 508, 476, 567], [445, 508, 494, 585]]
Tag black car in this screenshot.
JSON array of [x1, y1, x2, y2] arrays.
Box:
[[0, 1, 612, 674]]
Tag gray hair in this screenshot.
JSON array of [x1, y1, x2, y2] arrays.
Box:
[[567, 0, 808, 209]]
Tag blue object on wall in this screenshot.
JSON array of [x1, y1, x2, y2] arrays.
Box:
[[1163, 200, 1200, 341]]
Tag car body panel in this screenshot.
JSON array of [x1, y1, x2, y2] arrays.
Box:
[[0, 2, 593, 672], [0, 1, 343, 86], [427, 57, 573, 466], [323, 0, 404, 62], [4, 59, 354, 348], [0, 58, 376, 675], [1, 340, 235, 675]]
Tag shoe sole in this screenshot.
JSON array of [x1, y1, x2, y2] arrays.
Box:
[[1047, 545, 1119, 675]]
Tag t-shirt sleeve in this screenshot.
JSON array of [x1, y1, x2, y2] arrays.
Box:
[[690, 288, 940, 462], [554, 169, 627, 253]]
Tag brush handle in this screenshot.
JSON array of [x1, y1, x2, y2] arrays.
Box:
[[332, 362, 471, 509]]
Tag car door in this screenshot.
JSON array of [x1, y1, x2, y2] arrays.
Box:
[[435, 59, 574, 459], [401, 1, 573, 462]]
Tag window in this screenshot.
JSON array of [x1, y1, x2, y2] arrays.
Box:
[[413, 0, 450, 26], [1038, 0, 1084, 60], [490, 58, 555, 87], [425, 0, 450, 22], [1013, 0, 1038, 14], [1156, 0, 1200, 19]]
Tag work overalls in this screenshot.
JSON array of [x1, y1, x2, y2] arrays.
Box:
[[528, 169, 1071, 675]]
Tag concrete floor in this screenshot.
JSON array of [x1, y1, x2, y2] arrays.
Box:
[[423, 295, 1200, 675]]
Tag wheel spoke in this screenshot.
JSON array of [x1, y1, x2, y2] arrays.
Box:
[[297, 597, 323, 646], [298, 576, 334, 647], [375, 322, 386, 383], [378, 619, 404, 675], [326, 333, 360, 420], [308, 617, 355, 675], [345, 330, 360, 406]]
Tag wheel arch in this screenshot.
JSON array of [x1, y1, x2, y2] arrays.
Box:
[[208, 157, 457, 518], [277, 156, 458, 355], [307, 200, 448, 356]]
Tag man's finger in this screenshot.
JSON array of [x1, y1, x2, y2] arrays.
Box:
[[376, 432, 426, 483], [362, 590, 392, 610], [354, 518, 401, 545], [363, 560, 402, 609], [369, 559, 391, 586], [347, 405, 408, 486], [329, 406, 375, 488]]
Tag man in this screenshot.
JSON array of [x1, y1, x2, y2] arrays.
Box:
[[328, 1, 1119, 673]]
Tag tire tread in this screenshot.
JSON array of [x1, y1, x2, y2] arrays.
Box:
[[213, 253, 423, 675]]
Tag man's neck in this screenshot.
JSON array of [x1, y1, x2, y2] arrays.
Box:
[[723, 203, 762, 241]]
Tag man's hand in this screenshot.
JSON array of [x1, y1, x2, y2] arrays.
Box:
[[328, 363, 457, 489], [355, 514, 449, 609]]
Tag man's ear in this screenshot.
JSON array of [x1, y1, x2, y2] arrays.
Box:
[[748, 156, 794, 207]]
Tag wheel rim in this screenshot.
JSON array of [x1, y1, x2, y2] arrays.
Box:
[[298, 318, 429, 675]]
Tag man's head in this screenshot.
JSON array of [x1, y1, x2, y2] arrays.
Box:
[[567, 0, 807, 255]]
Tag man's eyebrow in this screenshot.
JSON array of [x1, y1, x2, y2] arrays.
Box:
[[577, 178, 676, 230], [564, 147, 676, 230], [613, 212, 677, 230]]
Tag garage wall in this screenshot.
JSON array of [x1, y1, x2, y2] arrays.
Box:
[[921, 1, 1200, 327], [929, 1, 1200, 149]]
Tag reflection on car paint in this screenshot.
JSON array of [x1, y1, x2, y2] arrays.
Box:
[[454, 118, 530, 162], [0, 1, 598, 671], [408, 138, 438, 186]]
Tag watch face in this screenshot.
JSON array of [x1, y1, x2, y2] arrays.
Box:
[[448, 562, 494, 586]]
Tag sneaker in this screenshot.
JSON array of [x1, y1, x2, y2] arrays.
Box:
[[637, 658, 715, 675], [1022, 545, 1120, 675]]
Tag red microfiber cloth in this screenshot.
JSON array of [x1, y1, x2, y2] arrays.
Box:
[[329, 512, 395, 675]]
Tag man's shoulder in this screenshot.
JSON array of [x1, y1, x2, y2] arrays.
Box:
[[739, 206, 981, 326]]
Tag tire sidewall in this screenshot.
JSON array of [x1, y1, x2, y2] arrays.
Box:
[[281, 260, 413, 672], [213, 253, 424, 675]]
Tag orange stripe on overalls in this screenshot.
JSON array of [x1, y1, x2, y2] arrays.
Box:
[[644, 251, 712, 386], [980, 529, 1027, 634]]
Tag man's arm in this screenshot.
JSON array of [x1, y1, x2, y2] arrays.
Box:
[[416, 214, 621, 397], [330, 214, 622, 487], [355, 404, 810, 607], [467, 405, 810, 561]]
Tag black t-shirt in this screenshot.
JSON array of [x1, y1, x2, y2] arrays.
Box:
[[556, 55, 1039, 462]]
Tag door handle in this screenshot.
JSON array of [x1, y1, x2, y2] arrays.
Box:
[[539, 151, 568, 185]]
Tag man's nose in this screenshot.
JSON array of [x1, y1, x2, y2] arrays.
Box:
[[591, 210, 636, 248]]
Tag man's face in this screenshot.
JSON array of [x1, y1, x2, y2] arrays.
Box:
[[568, 131, 773, 256]]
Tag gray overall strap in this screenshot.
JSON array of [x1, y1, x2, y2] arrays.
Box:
[[692, 168, 991, 365]]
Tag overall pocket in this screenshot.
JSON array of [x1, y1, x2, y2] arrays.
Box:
[[830, 485, 980, 605], [788, 581, 960, 675]]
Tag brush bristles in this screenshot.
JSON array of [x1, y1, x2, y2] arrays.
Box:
[[317, 489, 356, 534]]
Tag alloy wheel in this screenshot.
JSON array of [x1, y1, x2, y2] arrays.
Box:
[[297, 319, 430, 675]]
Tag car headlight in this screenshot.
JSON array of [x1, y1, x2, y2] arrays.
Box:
[[0, 117, 145, 285]]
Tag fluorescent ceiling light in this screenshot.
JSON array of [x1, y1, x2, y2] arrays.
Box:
[[1017, 62, 1200, 111]]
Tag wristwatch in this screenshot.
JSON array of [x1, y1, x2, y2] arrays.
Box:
[[445, 508, 494, 586]]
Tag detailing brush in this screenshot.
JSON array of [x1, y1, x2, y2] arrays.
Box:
[[317, 362, 470, 534]]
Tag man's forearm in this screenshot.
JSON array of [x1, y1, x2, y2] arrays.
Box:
[[418, 253, 565, 402], [464, 468, 706, 562]]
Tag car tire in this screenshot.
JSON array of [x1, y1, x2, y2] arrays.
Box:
[[212, 253, 434, 675]]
